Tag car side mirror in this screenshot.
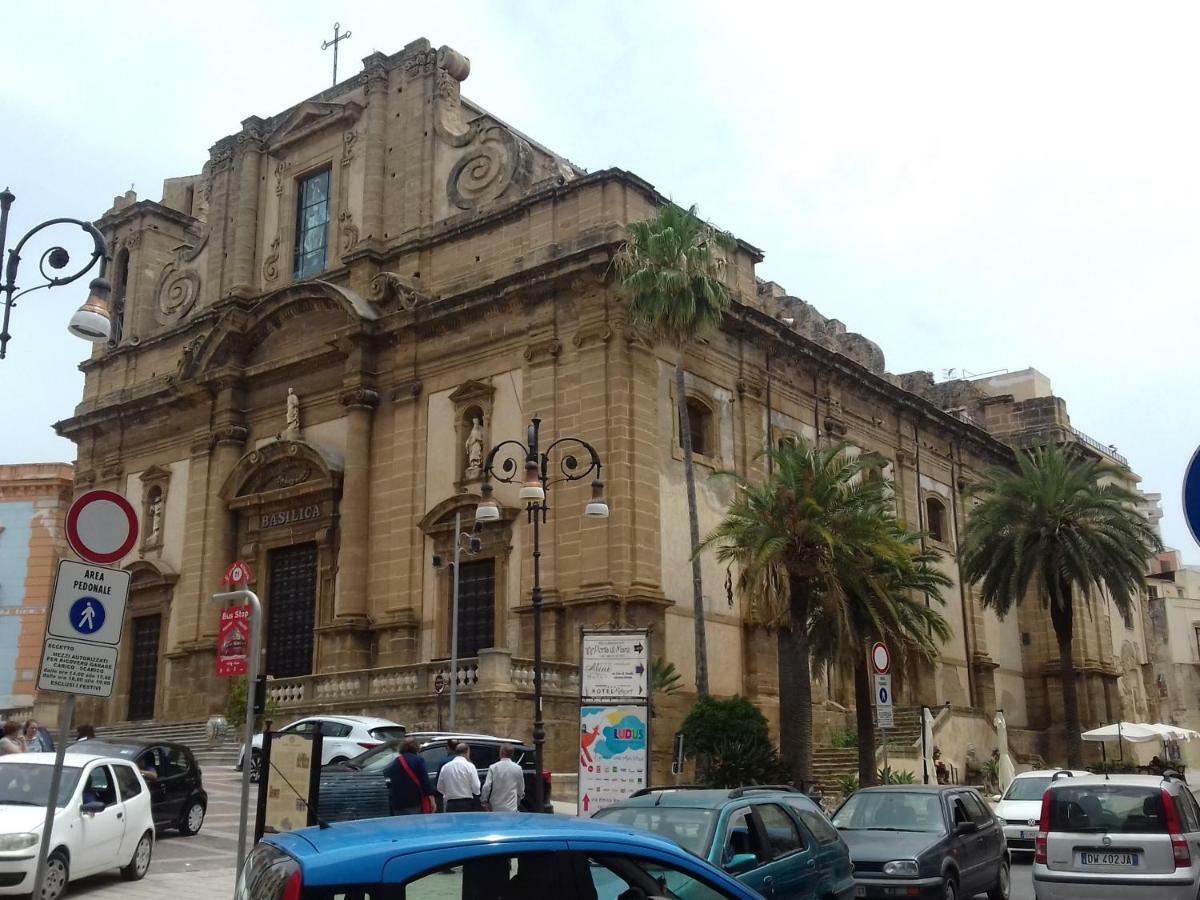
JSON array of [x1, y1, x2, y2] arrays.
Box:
[[725, 853, 758, 874], [991, 794, 1002, 803], [956, 820, 978, 835], [80, 800, 105, 815]]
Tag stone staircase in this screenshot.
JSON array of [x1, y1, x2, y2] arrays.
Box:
[[96, 720, 242, 771], [812, 706, 925, 791]]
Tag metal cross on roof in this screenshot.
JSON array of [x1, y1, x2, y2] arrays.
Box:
[[321, 22, 352, 87]]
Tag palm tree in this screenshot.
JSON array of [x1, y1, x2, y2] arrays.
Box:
[[811, 527, 952, 785], [615, 203, 735, 699], [960, 443, 1161, 767], [701, 440, 891, 787]]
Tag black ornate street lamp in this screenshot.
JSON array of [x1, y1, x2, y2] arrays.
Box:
[[475, 414, 608, 812], [0, 188, 112, 360]]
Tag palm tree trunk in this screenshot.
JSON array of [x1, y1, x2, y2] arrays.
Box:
[[854, 653, 877, 786], [778, 576, 813, 787], [1050, 582, 1083, 768], [676, 361, 709, 698], [1057, 632, 1083, 768]]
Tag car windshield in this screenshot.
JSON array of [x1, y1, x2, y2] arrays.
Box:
[[1048, 785, 1170, 834], [591, 806, 717, 856], [0, 763, 83, 808], [834, 791, 946, 833], [1003, 777, 1052, 802]]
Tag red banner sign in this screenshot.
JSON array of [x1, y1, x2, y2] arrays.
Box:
[[217, 607, 251, 677]]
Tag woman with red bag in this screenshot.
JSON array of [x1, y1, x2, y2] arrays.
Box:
[[385, 738, 436, 815]]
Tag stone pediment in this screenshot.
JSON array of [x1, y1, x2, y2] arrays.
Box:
[[447, 379, 495, 405], [267, 100, 363, 153]]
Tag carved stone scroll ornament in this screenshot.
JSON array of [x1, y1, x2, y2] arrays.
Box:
[[448, 126, 534, 211], [368, 272, 428, 311], [155, 264, 201, 324], [339, 212, 359, 254], [263, 236, 281, 283]]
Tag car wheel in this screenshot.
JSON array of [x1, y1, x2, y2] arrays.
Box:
[[120, 832, 153, 881], [329, 757, 349, 766], [40, 849, 69, 900], [942, 874, 958, 900], [249, 750, 262, 783], [987, 859, 1010, 900], [179, 800, 206, 836]]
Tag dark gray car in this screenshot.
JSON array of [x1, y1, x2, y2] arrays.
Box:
[[833, 784, 1010, 900]]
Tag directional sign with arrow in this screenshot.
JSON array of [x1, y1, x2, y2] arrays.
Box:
[[581, 631, 650, 702]]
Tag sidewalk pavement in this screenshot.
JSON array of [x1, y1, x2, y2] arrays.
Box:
[[73, 868, 234, 900]]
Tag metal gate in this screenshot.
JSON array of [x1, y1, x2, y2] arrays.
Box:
[[266, 543, 318, 678], [456, 558, 495, 658], [127, 615, 161, 721]]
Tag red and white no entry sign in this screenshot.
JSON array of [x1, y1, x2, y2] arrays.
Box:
[[870, 641, 892, 675], [65, 490, 139, 565], [224, 560, 254, 587]]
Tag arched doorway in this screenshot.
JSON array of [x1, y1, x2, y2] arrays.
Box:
[[221, 440, 342, 679]]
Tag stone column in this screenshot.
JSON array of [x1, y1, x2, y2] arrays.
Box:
[[335, 387, 379, 620], [200, 423, 248, 636], [361, 54, 389, 245], [229, 117, 265, 294]]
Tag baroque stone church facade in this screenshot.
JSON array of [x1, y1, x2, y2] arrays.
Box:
[[58, 39, 1153, 771]]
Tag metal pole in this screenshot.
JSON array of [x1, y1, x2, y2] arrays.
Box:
[[922, 707, 929, 785], [450, 511, 461, 731], [531, 503, 545, 813], [214, 589, 262, 889], [0, 189, 15, 359], [30, 694, 75, 900]]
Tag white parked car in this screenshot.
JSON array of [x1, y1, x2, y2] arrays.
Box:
[[995, 768, 1089, 855], [237, 715, 405, 781], [0, 752, 155, 900]]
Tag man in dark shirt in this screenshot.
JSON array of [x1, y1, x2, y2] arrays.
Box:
[[384, 739, 434, 815], [434, 738, 458, 812]]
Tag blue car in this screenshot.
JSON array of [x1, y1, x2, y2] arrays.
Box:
[[238, 812, 765, 900], [592, 786, 856, 899]]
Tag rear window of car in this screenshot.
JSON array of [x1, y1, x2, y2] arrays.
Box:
[[1049, 785, 1169, 833], [592, 807, 717, 856], [369, 727, 406, 741]]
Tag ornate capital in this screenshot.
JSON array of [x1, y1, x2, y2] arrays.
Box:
[[340, 386, 380, 411], [212, 424, 249, 448], [369, 271, 428, 310], [523, 338, 562, 362], [390, 379, 423, 404]]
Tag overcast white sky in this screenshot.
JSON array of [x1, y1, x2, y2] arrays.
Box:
[[1, 1, 1197, 560]]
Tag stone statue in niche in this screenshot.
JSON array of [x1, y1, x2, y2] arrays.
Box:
[[465, 416, 485, 477], [148, 491, 163, 544], [283, 388, 301, 441]]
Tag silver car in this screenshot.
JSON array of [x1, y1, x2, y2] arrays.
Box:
[[1033, 772, 1200, 899]]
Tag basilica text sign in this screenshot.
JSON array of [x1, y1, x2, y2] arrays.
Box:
[[260, 505, 322, 530]]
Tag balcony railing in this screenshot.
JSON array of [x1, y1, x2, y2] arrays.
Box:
[[265, 652, 581, 710], [1071, 427, 1128, 468]]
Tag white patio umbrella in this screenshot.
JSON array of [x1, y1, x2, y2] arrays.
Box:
[[1150, 723, 1200, 742], [1080, 722, 1162, 743], [994, 710, 1016, 793], [921, 707, 937, 784]]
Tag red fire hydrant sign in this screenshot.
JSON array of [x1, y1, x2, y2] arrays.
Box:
[[217, 607, 251, 677]]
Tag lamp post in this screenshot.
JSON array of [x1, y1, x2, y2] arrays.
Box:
[[433, 512, 481, 730], [475, 415, 608, 812], [0, 189, 113, 360]]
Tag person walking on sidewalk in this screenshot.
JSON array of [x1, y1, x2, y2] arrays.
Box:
[[436, 743, 480, 812], [481, 743, 525, 812], [385, 738, 435, 815]]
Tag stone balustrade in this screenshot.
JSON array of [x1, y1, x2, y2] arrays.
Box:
[[265, 648, 581, 710]]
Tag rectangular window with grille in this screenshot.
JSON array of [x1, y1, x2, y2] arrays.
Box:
[[293, 169, 331, 279]]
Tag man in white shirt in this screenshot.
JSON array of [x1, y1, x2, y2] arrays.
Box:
[[481, 743, 526, 812], [436, 742, 481, 812]]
